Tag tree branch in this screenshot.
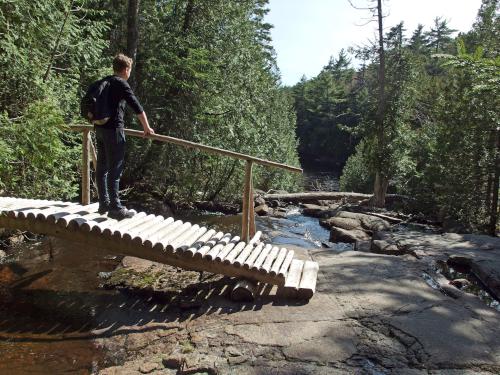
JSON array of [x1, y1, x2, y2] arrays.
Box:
[[347, 0, 376, 10]]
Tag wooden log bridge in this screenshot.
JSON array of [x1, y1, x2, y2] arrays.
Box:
[[0, 126, 318, 299], [0, 198, 319, 300]]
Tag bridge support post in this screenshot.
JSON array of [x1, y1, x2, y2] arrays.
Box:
[[249, 182, 256, 238], [82, 129, 91, 205], [242, 160, 255, 242]]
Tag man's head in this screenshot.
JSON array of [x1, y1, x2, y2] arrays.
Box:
[[113, 53, 133, 80]]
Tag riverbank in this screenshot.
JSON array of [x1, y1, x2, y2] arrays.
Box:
[[94, 232, 500, 374], [0, 196, 499, 374]]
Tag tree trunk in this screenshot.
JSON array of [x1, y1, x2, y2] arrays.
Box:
[[126, 0, 140, 89], [485, 127, 496, 211], [372, 0, 387, 207], [372, 171, 389, 207], [488, 127, 499, 236]]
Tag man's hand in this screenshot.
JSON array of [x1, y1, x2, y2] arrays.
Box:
[[143, 126, 155, 136], [137, 112, 154, 137]]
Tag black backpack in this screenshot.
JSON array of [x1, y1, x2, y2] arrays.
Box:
[[80, 77, 112, 125]]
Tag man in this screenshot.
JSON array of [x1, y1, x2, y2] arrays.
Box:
[[95, 53, 154, 220]]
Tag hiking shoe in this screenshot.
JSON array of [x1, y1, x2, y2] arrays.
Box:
[[108, 207, 135, 220], [98, 203, 110, 214]]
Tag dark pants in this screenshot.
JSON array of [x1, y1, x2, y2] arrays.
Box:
[[95, 127, 126, 209]]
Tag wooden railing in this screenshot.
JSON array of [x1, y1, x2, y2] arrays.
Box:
[[71, 125, 302, 242]]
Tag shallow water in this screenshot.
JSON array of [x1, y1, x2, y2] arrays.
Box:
[[435, 260, 500, 312], [176, 207, 351, 252], [0, 240, 118, 374]]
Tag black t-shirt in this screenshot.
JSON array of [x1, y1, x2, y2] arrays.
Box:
[[100, 75, 143, 129]]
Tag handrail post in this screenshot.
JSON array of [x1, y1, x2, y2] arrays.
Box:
[[90, 138, 98, 171], [249, 183, 256, 238], [82, 129, 90, 205], [242, 160, 254, 242]]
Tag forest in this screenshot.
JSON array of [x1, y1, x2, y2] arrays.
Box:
[[293, 0, 499, 234], [0, 0, 498, 234]]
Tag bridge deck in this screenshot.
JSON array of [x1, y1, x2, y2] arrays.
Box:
[[0, 197, 318, 299]]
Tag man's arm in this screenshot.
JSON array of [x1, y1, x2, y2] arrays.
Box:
[[137, 111, 154, 136], [120, 79, 154, 136]]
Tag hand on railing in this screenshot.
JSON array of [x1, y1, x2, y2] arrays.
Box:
[[137, 112, 154, 137], [143, 126, 155, 137]]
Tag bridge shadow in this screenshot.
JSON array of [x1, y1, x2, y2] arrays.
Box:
[[0, 262, 300, 343]]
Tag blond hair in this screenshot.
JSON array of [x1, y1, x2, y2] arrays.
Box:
[[112, 53, 133, 73]]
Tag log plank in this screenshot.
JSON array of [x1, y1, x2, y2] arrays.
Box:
[[278, 250, 295, 278], [260, 246, 279, 274], [297, 261, 319, 299], [283, 259, 304, 296], [250, 244, 272, 271], [220, 241, 246, 264], [270, 248, 288, 276], [193, 231, 225, 259], [184, 229, 216, 257], [144, 220, 182, 248], [243, 243, 265, 270], [132, 217, 174, 246]]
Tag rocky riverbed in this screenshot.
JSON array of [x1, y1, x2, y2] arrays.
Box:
[[0, 198, 499, 374]]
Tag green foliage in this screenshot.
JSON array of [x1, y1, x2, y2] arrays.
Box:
[[339, 141, 373, 193], [338, 0, 499, 231], [0, 100, 79, 199], [121, 0, 300, 203], [291, 50, 359, 169], [0, 0, 109, 200]]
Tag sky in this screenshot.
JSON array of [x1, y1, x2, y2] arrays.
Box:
[[265, 0, 482, 86]]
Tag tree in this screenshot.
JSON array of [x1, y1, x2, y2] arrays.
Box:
[[433, 41, 499, 233], [291, 51, 359, 170], [348, 0, 389, 207], [426, 17, 457, 53], [0, 0, 108, 198], [409, 24, 428, 54], [119, 0, 300, 202]]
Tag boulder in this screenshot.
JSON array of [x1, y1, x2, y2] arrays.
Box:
[[371, 240, 404, 255], [255, 204, 272, 216], [302, 204, 334, 218], [338, 211, 390, 232], [329, 227, 371, 243], [471, 260, 500, 298], [269, 199, 281, 208], [317, 200, 334, 206], [321, 217, 362, 231], [372, 231, 393, 241], [272, 208, 288, 219], [254, 195, 266, 207]]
